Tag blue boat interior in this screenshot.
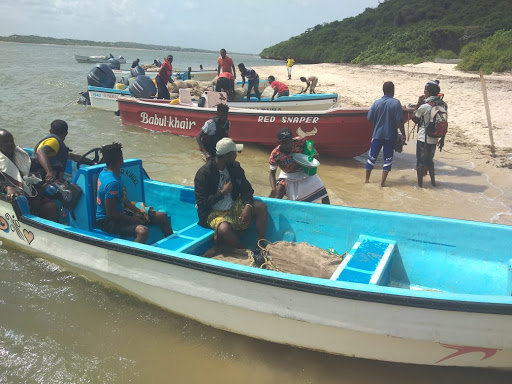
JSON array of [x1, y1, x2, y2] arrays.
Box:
[[14, 155, 512, 298]]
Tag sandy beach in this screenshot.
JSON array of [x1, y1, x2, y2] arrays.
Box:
[[250, 63, 512, 226]]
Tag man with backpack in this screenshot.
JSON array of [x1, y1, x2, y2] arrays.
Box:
[[412, 80, 448, 188]]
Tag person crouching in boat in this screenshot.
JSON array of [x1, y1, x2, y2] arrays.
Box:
[[194, 138, 268, 264], [196, 104, 231, 162], [268, 76, 289, 101], [269, 127, 330, 204], [0, 129, 59, 221], [95, 143, 173, 243]]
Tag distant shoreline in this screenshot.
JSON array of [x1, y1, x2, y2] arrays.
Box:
[[0, 35, 258, 56]]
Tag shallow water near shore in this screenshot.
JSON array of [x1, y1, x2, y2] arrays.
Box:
[[1, 42, 511, 383]]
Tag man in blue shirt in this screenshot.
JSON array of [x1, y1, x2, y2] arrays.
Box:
[[365, 81, 406, 187], [96, 142, 173, 243]]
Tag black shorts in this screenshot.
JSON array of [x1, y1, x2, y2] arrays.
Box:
[[97, 215, 139, 237]]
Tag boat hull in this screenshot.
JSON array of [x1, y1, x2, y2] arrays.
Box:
[[88, 86, 339, 113], [117, 97, 373, 158], [228, 93, 339, 111], [2, 189, 512, 370], [88, 86, 130, 111]]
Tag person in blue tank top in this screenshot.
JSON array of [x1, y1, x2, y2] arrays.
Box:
[[95, 142, 173, 243], [365, 81, 406, 187]]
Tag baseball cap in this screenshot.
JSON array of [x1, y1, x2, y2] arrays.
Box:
[[277, 127, 292, 141], [216, 138, 243, 156]]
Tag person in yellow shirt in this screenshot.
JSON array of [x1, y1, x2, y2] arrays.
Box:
[[31, 119, 92, 183], [286, 56, 295, 80]]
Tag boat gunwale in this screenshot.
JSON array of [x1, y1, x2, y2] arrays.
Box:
[[10, 197, 512, 316]]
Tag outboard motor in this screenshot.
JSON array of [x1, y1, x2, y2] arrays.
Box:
[[87, 64, 116, 88], [130, 65, 145, 78], [129, 75, 157, 99], [108, 58, 120, 70]]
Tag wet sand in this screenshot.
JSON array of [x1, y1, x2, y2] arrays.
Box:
[[241, 63, 512, 226]]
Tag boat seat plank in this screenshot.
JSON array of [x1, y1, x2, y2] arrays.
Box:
[[152, 222, 213, 254], [331, 235, 396, 285]]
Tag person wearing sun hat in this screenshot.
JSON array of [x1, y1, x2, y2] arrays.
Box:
[[194, 138, 268, 262]]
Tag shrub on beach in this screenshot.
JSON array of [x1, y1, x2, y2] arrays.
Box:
[[457, 30, 512, 74]]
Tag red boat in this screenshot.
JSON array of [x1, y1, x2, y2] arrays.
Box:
[[117, 97, 376, 158]]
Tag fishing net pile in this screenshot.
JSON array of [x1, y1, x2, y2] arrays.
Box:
[[203, 240, 344, 279]]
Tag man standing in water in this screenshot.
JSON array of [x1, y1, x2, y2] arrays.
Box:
[[411, 80, 447, 187], [365, 81, 406, 187]]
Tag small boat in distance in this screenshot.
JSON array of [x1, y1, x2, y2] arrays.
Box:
[[2, 152, 511, 369], [75, 54, 127, 64]]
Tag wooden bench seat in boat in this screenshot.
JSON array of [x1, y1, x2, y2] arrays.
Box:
[[330, 235, 396, 285]]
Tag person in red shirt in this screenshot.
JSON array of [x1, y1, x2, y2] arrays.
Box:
[[217, 49, 236, 79], [268, 76, 289, 101], [216, 72, 235, 99], [156, 54, 175, 100]]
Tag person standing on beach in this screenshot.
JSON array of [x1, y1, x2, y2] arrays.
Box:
[[268, 76, 289, 101], [300, 76, 318, 94], [131, 58, 140, 69], [286, 56, 295, 80], [156, 54, 174, 100], [411, 80, 447, 188], [217, 49, 236, 80], [365, 81, 406, 187]]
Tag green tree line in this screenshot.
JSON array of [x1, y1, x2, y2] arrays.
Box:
[[260, 0, 512, 73], [0, 34, 217, 54]]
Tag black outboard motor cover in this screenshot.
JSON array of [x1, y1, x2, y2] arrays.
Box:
[[130, 65, 145, 78], [108, 58, 120, 70], [129, 75, 157, 98], [87, 64, 116, 88]]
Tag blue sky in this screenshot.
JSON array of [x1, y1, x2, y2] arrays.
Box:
[[0, 0, 382, 54]]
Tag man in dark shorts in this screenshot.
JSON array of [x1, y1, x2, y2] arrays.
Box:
[[95, 142, 173, 243], [365, 81, 406, 187]]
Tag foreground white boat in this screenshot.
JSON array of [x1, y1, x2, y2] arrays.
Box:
[[1, 152, 512, 369]]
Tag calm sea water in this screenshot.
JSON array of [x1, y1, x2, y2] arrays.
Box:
[[0, 42, 511, 383]]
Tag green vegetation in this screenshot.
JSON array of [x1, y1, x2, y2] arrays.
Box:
[[260, 0, 512, 73], [0, 34, 217, 54], [457, 30, 512, 73]]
